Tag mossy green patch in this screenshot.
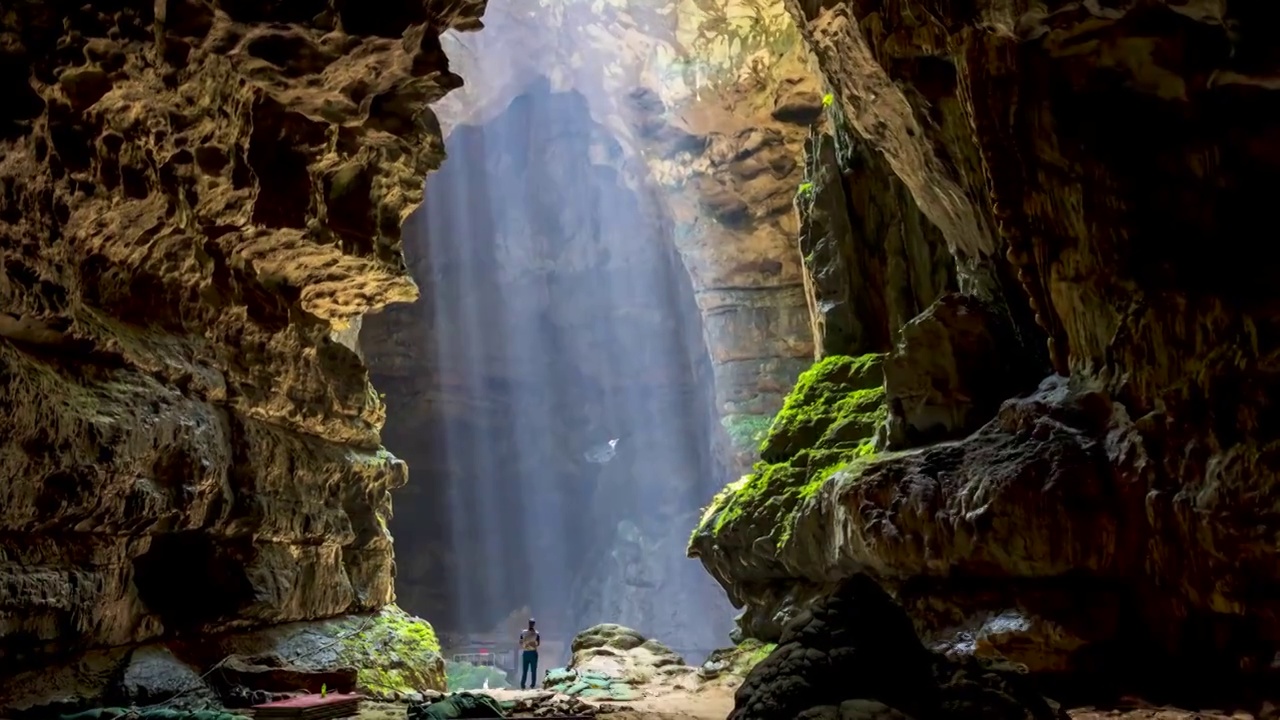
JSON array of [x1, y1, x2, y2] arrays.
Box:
[[692, 354, 887, 549], [721, 413, 775, 450], [703, 638, 777, 676], [334, 605, 445, 694]]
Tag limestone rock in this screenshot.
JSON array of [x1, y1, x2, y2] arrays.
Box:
[[883, 293, 1038, 449], [216, 605, 446, 695], [209, 654, 358, 698], [700, 639, 776, 678], [0, 0, 484, 694], [504, 692, 600, 716], [1, 605, 443, 714], [797, 126, 956, 360], [117, 646, 213, 707], [728, 575, 1065, 720], [568, 624, 689, 683], [692, 0, 1280, 701], [689, 353, 887, 569]]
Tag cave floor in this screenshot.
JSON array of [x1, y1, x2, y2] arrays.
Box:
[[1070, 710, 1254, 719], [354, 694, 1260, 720]]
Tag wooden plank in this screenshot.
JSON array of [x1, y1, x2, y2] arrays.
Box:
[[253, 693, 363, 708], [250, 692, 362, 719]]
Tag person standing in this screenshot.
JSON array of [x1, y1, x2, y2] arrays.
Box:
[[518, 618, 541, 689]]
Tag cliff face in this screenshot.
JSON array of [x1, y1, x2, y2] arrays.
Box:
[[0, 0, 482, 686], [692, 0, 1280, 699], [432, 0, 820, 474]]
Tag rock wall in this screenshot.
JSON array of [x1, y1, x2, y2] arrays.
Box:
[[0, 0, 483, 688], [693, 0, 1280, 702]]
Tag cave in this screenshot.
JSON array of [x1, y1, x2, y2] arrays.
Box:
[[3, 0, 1280, 718], [360, 80, 735, 658]]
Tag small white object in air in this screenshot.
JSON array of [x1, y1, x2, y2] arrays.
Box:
[[584, 437, 620, 464]]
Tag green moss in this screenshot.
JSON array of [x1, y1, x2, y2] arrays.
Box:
[[721, 413, 775, 450], [703, 639, 778, 676], [334, 605, 445, 694], [692, 354, 887, 549]]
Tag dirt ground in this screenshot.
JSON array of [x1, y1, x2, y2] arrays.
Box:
[[354, 685, 736, 720], [355, 683, 1274, 720]]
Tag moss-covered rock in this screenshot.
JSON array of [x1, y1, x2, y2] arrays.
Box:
[[691, 354, 887, 549], [331, 605, 445, 695], [704, 638, 777, 676]]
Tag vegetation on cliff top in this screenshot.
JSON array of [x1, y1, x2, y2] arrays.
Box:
[[692, 354, 887, 548], [721, 412, 775, 449]]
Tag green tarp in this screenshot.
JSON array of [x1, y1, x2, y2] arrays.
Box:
[[407, 691, 507, 720]]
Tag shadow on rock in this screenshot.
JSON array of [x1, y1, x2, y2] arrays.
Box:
[[730, 574, 1066, 720]]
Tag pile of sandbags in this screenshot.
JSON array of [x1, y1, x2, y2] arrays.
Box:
[[539, 669, 636, 702]]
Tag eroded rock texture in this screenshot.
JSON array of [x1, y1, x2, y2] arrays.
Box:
[[730, 574, 1065, 720], [695, 0, 1280, 701], [0, 0, 483, 692]]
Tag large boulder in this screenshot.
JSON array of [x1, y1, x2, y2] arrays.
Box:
[[0, 605, 444, 715], [730, 575, 1065, 720], [569, 624, 687, 683], [213, 605, 446, 697], [689, 353, 887, 588], [117, 647, 213, 707], [537, 624, 696, 701]]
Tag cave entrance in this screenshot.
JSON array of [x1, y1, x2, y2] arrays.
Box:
[[362, 79, 731, 661]]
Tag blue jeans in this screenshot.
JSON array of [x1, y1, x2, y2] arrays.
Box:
[[520, 650, 539, 688]]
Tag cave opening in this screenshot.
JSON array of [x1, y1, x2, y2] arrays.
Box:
[[362, 79, 733, 664]]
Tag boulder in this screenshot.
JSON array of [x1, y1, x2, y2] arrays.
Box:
[[116, 646, 213, 707], [209, 654, 357, 696], [207, 605, 446, 696], [569, 624, 686, 682], [729, 575, 1065, 720], [701, 639, 776, 678]]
